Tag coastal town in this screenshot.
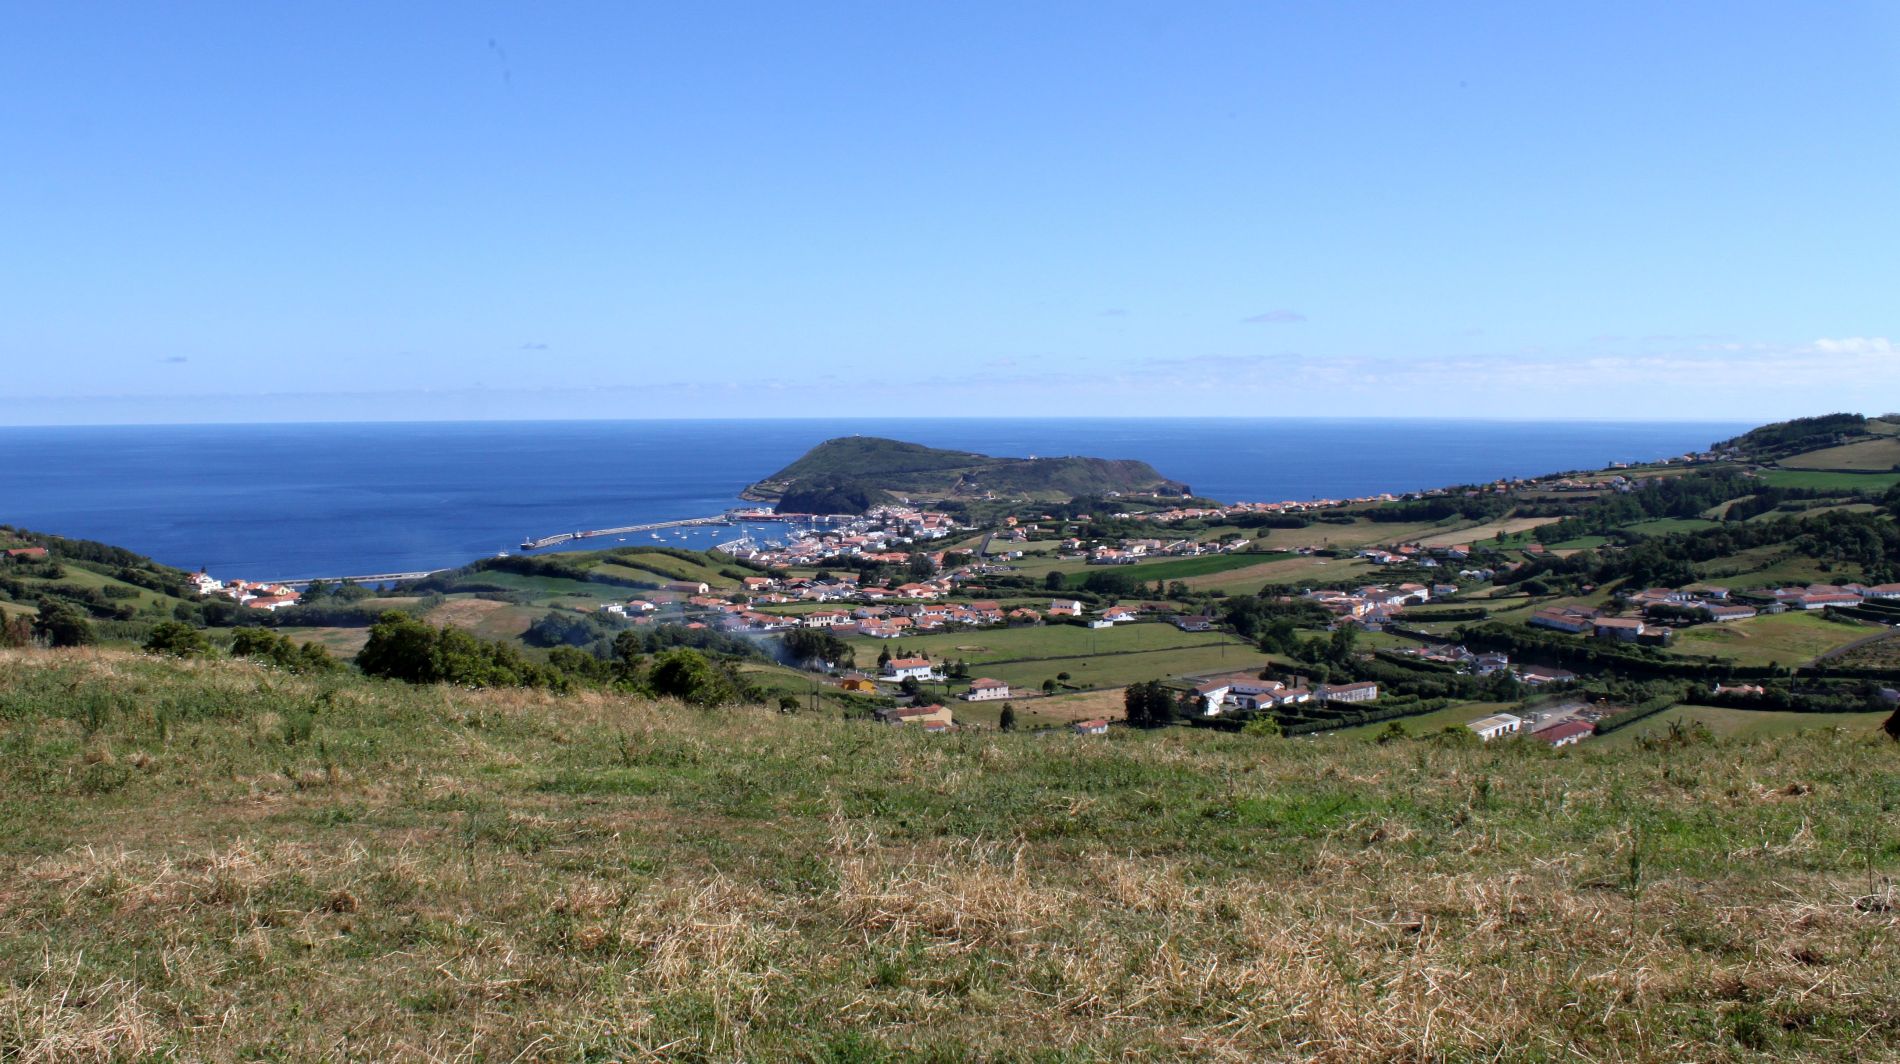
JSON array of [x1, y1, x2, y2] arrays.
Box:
[[23, 416, 1900, 752]]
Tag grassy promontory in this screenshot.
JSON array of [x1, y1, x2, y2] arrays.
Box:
[[3, 648, 1897, 1060]]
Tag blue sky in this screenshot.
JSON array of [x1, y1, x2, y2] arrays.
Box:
[[4, 2, 1898, 424]]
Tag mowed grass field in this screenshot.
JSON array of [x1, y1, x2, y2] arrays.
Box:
[[1669, 611, 1877, 667], [4, 648, 1898, 1060]]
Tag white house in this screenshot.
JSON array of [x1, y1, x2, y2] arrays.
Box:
[[1466, 713, 1524, 741], [881, 657, 937, 681], [963, 678, 1011, 701]]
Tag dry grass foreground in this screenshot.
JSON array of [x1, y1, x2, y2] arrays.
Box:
[[0, 648, 1896, 1062]]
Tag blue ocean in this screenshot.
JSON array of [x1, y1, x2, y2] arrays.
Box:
[[0, 419, 1750, 580]]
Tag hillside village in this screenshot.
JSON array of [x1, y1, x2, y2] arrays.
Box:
[[7, 413, 1900, 749]]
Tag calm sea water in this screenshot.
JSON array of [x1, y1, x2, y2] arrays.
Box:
[[0, 419, 1750, 580]]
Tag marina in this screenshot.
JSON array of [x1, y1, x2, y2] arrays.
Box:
[[517, 509, 844, 552]]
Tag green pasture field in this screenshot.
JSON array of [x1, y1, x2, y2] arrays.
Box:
[[1756, 468, 1900, 492], [974, 643, 1280, 692], [437, 570, 630, 602], [841, 620, 1238, 667], [586, 550, 738, 588], [1600, 704, 1890, 744], [1667, 610, 1877, 667], [9, 562, 179, 615], [1777, 435, 1900, 470], [1624, 517, 1719, 536], [1180, 555, 1377, 594], [1059, 550, 1293, 588], [1693, 546, 1853, 589], [1744, 502, 1881, 523]]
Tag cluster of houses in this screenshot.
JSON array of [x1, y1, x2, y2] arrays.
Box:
[[1186, 673, 1380, 717], [1118, 494, 1402, 525], [1764, 583, 1899, 610], [1619, 586, 1758, 621], [188, 570, 302, 611], [605, 573, 1151, 638], [1073, 536, 1247, 565], [1357, 542, 1477, 568], [1302, 582, 1452, 626], [720, 506, 972, 569], [1528, 605, 1675, 646], [1605, 581, 1900, 625], [1394, 643, 1579, 687], [1466, 711, 1596, 747]]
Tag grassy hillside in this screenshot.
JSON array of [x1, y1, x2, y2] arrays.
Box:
[[2, 647, 1897, 1061]]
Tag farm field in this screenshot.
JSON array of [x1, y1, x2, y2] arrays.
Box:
[[1778, 435, 1900, 470], [1624, 516, 1718, 536], [1600, 704, 1890, 744], [1756, 468, 1900, 492], [1412, 516, 1561, 548], [9, 563, 177, 615], [977, 644, 1279, 694], [1544, 534, 1610, 550], [1180, 555, 1376, 594], [1825, 630, 1900, 670], [1668, 611, 1877, 667], [1059, 550, 1292, 588], [437, 570, 631, 604], [841, 621, 1232, 667], [267, 625, 375, 659], [1693, 545, 1852, 589], [421, 597, 545, 643], [1247, 517, 1468, 553], [953, 687, 1129, 729]]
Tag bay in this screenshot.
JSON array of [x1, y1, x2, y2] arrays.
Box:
[[0, 418, 1750, 580]]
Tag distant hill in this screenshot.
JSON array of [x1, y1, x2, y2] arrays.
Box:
[[1716, 413, 1870, 460], [744, 437, 1189, 511]]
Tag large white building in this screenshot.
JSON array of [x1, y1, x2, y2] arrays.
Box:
[[1466, 713, 1524, 741]]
